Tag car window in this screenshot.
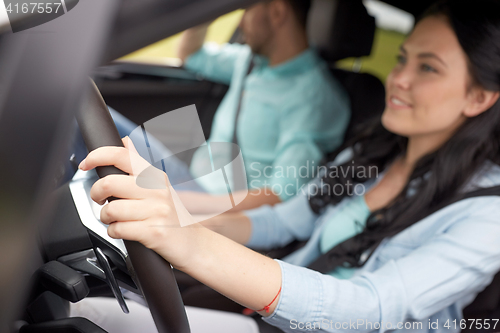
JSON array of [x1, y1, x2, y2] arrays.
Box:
[[120, 10, 244, 63], [336, 0, 413, 82], [121, 0, 412, 83]]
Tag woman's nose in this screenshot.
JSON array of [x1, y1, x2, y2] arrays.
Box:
[[391, 65, 412, 91]]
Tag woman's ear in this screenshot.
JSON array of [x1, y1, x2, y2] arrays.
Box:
[[464, 88, 500, 117]]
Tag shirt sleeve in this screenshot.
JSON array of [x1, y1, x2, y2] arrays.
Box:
[[184, 42, 249, 85], [263, 196, 500, 333], [245, 190, 318, 250], [270, 83, 350, 201], [245, 148, 354, 250]]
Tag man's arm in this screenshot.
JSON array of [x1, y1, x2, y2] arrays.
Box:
[[198, 188, 318, 251], [232, 189, 282, 211], [177, 22, 211, 63], [177, 188, 281, 215]]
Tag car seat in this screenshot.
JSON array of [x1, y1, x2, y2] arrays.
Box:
[[308, 0, 386, 143], [462, 271, 500, 332]]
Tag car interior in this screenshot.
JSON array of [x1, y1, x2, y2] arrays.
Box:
[[0, 0, 499, 332]]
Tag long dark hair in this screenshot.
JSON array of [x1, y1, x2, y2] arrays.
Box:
[[309, 0, 500, 268]]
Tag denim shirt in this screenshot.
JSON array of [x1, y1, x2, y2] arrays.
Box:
[[184, 43, 350, 200], [245, 150, 500, 332]]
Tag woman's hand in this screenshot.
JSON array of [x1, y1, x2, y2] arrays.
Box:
[[79, 137, 282, 315], [79, 137, 202, 270]]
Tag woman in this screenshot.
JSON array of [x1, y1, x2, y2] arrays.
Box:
[[78, 0, 500, 331]]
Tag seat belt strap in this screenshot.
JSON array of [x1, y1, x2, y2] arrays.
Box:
[[230, 54, 254, 192], [308, 184, 500, 273], [232, 54, 255, 145]]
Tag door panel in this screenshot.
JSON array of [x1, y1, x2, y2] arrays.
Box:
[[94, 62, 229, 141]]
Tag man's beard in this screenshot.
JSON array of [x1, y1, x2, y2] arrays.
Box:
[[244, 33, 272, 56], [249, 43, 264, 55]]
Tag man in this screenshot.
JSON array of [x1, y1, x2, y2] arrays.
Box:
[[176, 0, 350, 213]]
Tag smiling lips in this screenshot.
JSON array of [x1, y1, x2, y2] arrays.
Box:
[[389, 95, 413, 109]]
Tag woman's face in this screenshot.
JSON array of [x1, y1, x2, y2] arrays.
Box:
[[382, 16, 473, 139]]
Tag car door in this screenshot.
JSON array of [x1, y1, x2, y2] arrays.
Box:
[[94, 61, 228, 141]]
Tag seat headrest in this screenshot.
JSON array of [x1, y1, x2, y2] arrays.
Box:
[[329, 68, 385, 142], [307, 0, 376, 62]]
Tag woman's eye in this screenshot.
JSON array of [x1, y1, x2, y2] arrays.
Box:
[[420, 64, 437, 73], [396, 55, 406, 64]]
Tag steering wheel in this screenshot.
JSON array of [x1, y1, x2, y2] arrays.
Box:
[[75, 79, 191, 333]]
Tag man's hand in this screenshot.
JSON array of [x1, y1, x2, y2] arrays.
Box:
[[178, 22, 212, 63]]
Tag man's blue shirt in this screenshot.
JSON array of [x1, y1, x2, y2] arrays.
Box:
[[185, 43, 350, 200]]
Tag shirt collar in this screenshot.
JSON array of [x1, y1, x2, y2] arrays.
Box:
[[252, 47, 321, 78]]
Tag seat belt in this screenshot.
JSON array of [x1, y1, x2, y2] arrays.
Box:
[[230, 54, 255, 192], [232, 54, 255, 145], [308, 184, 500, 273]]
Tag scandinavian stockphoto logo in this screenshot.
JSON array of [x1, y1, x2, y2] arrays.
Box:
[[127, 105, 248, 226], [2, 0, 78, 32]]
